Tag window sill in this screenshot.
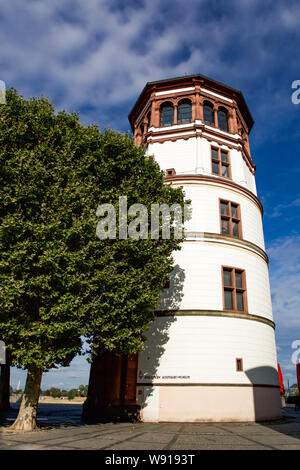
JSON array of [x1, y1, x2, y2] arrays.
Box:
[[212, 173, 232, 181], [223, 308, 248, 314]]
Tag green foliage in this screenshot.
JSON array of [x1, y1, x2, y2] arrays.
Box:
[[0, 88, 188, 374], [78, 384, 88, 396], [0, 89, 88, 371], [49, 387, 61, 398], [40, 385, 88, 398], [67, 389, 77, 400]]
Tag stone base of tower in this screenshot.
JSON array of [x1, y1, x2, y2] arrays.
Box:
[[136, 385, 282, 422]]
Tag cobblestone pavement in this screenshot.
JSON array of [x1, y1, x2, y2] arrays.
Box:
[[0, 404, 300, 450]]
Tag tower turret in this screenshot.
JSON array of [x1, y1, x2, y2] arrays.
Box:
[[130, 74, 281, 422]]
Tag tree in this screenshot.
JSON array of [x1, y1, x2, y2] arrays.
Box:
[[0, 351, 10, 410], [0, 89, 94, 429], [0, 89, 188, 430], [49, 387, 61, 399], [78, 384, 88, 397], [67, 389, 76, 400], [81, 128, 189, 421]]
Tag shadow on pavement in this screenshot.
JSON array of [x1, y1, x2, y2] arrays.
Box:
[[242, 365, 299, 442], [0, 402, 83, 429]]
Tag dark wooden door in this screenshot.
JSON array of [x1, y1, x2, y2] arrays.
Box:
[[98, 352, 138, 406], [124, 354, 138, 404]]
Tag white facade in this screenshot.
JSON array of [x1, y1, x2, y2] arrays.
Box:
[[148, 134, 257, 194], [131, 76, 281, 422]]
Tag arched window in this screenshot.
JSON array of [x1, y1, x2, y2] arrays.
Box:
[[177, 99, 192, 123], [160, 102, 174, 127], [203, 101, 215, 126], [218, 107, 228, 132]]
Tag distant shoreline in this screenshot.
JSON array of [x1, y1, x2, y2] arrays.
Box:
[[10, 395, 86, 405]]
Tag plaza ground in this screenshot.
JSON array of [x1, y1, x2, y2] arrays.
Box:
[[0, 403, 300, 450]]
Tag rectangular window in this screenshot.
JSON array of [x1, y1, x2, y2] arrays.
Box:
[[211, 147, 231, 178], [222, 267, 247, 312], [219, 200, 242, 238], [236, 358, 243, 372]]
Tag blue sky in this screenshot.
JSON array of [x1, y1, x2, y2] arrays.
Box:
[[2, 0, 300, 390]]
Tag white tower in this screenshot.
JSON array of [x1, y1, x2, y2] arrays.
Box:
[[129, 74, 281, 422]]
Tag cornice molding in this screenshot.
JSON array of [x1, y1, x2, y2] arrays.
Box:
[[136, 382, 280, 388], [184, 231, 268, 263], [146, 124, 255, 172], [155, 309, 275, 329], [164, 174, 263, 215]]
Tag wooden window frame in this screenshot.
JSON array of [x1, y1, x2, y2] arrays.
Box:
[[177, 99, 192, 124], [211, 146, 231, 179], [203, 101, 215, 126], [219, 199, 243, 238], [222, 266, 248, 313], [160, 102, 174, 127], [217, 107, 229, 132], [236, 358, 243, 372], [166, 168, 176, 177]]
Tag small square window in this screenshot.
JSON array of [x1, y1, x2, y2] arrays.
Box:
[[166, 168, 176, 177], [236, 358, 243, 372]]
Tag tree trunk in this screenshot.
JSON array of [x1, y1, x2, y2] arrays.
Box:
[[10, 366, 42, 431], [0, 353, 11, 411], [82, 352, 106, 422]]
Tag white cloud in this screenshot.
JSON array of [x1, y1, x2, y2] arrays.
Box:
[[11, 353, 90, 390], [280, 5, 300, 29], [268, 198, 300, 218], [266, 234, 300, 383], [268, 235, 300, 329], [0, 0, 299, 131], [5, 0, 300, 389]]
